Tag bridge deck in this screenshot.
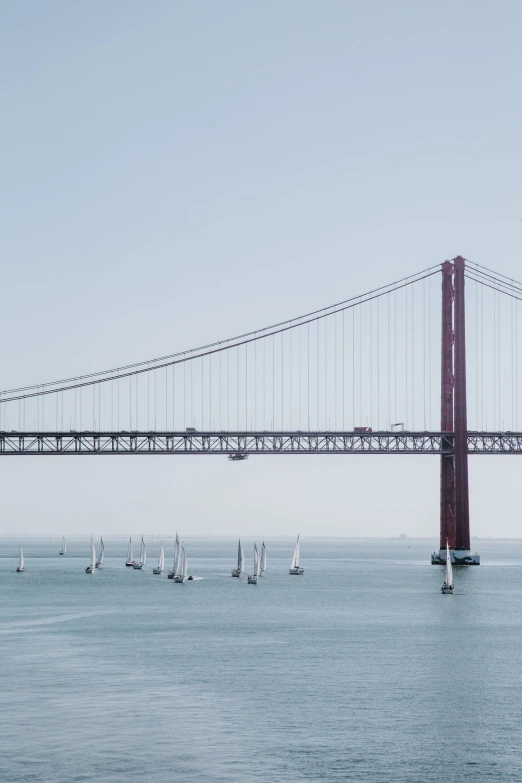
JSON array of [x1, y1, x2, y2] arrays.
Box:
[[1, 431, 521, 455]]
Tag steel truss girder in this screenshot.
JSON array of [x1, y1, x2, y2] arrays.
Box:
[[0, 430, 520, 455]]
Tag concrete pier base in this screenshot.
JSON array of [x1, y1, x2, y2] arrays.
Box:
[[431, 549, 480, 565]]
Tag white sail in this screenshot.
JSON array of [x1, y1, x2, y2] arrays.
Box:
[[180, 546, 187, 578], [158, 543, 165, 571], [446, 542, 453, 586], [96, 537, 104, 566], [291, 535, 300, 569], [173, 533, 180, 572], [140, 536, 146, 565], [260, 542, 267, 573], [60, 537, 66, 554], [253, 543, 259, 576], [238, 539, 244, 573], [127, 537, 133, 562], [91, 541, 96, 570], [19, 546, 24, 569]]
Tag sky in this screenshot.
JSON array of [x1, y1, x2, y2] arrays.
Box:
[[1, 0, 522, 538]]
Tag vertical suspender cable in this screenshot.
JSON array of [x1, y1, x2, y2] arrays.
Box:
[[334, 315, 337, 430], [323, 311, 328, 430], [370, 300, 373, 427], [299, 326, 302, 429], [272, 335, 275, 431], [405, 286, 408, 427], [352, 307, 355, 429], [359, 305, 363, 424], [288, 322, 293, 430], [281, 331, 284, 430], [428, 274, 432, 430], [410, 285, 415, 430], [493, 289, 496, 429], [307, 322, 310, 429], [342, 310, 345, 430], [422, 280, 427, 431], [377, 297, 380, 430], [386, 294, 391, 430], [315, 321, 320, 431], [263, 336, 266, 430]]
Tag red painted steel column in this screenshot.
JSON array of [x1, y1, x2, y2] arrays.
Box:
[[440, 261, 455, 550], [453, 256, 470, 551]]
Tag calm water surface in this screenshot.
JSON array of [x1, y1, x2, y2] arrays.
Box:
[[1, 537, 521, 782]]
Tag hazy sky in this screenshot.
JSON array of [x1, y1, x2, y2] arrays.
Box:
[[1, 1, 522, 538]]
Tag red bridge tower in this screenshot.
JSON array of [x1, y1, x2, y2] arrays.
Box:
[[433, 256, 480, 565]]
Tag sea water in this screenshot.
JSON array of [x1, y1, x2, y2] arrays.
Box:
[[1, 537, 521, 783]]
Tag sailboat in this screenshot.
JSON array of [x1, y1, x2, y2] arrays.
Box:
[[231, 539, 244, 577], [260, 542, 267, 576], [125, 537, 136, 567], [95, 536, 104, 569], [247, 543, 260, 584], [174, 546, 188, 583], [133, 536, 146, 569], [16, 545, 24, 573], [153, 542, 165, 575], [441, 541, 454, 594], [85, 538, 96, 573], [289, 535, 304, 575], [168, 533, 180, 579], [59, 537, 67, 556]]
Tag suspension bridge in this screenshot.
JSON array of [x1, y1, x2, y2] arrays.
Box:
[[2, 256, 521, 564]]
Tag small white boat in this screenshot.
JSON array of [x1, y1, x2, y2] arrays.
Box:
[[59, 537, 67, 556], [153, 542, 165, 575], [133, 536, 146, 569], [231, 538, 244, 577], [168, 533, 180, 579], [441, 541, 454, 594], [289, 535, 304, 575], [247, 543, 259, 584], [95, 536, 104, 569], [260, 541, 267, 576], [174, 546, 188, 583], [125, 537, 136, 567], [85, 539, 96, 573], [16, 545, 24, 573]]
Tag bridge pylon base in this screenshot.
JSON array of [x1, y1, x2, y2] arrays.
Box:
[[431, 549, 480, 565]]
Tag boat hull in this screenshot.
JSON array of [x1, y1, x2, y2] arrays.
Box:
[[441, 586, 454, 594], [59, 552, 65, 556], [231, 569, 241, 577], [133, 564, 143, 570], [16, 567, 24, 573], [85, 567, 93, 573], [152, 568, 162, 575], [247, 576, 258, 584], [289, 568, 304, 575], [95, 564, 103, 569], [174, 577, 187, 583], [125, 561, 136, 567]]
